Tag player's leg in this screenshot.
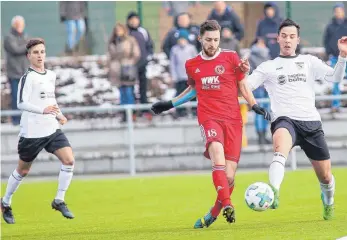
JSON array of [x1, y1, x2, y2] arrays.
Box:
[[1, 160, 33, 224], [269, 118, 296, 209], [75, 18, 86, 49], [65, 20, 76, 52], [1, 136, 43, 224], [300, 123, 334, 220], [194, 121, 230, 228], [45, 130, 75, 219]]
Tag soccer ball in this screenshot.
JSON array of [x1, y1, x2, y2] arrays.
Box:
[[245, 182, 274, 212]]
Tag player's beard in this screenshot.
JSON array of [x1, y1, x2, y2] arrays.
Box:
[[203, 46, 218, 57]]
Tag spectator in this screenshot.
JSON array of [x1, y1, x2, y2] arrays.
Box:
[[323, 2, 347, 113], [207, 1, 244, 41], [163, 1, 199, 17], [126, 11, 154, 109], [255, 2, 282, 59], [3, 15, 29, 126], [162, 12, 200, 58], [219, 23, 240, 56], [59, 1, 87, 55], [108, 23, 140, 122], [169, 29, 198, 118], [249, 37, 272, 145]]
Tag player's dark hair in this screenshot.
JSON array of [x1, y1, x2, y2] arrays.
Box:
[[278, 19, 300, 36], [26, 38, 45, 53], [199, 20, 221, 36]]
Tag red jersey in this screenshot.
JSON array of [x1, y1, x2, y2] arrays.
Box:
[[185, 49, 245, 124]]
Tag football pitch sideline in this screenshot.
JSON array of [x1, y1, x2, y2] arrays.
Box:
[[2, 168, 347, 240]]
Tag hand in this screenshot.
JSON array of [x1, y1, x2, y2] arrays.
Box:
[[56, 114, 68, 125], [43, 105, 60, 115], [338, 36, 347, 57], [151, 101, 174, 115], [252, 104, 272, 121], [239, 58, 250, 73]]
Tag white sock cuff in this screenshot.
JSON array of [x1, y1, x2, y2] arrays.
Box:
[[12, 169, 23, 181], [272, 152, 286, 166], [61, 165, 74, 172]]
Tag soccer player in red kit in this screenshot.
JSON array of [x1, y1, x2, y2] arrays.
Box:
[[151, 20, 270, 228]]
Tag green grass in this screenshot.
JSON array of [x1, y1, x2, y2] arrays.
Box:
[[2, 168, 347, 240]]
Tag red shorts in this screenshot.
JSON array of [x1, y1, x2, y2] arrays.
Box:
[[199, 119, 242, 163]]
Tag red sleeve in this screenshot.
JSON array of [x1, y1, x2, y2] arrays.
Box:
[[232, 52, 245, 81], [185, 61, 195, 86]]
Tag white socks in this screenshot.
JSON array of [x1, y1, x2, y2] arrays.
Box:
[[320, 175, 335, 206], [55, 165, 74, 201], [269, 152, 286, 190], [3, 169, 24, 206]]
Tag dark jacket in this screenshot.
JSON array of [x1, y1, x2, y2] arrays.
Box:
[[255, 2, 282, 59], [127, 24, 154, 68], [162, 12, 201, 58], [207, 6, 244, 41], [3, 28, 29, 79], [59, 1, 87, 21], [323, 17, 347, 57]]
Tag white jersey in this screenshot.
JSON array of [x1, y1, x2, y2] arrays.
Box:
[[17, 68, 60, 138], [247, 54, 347, 122]]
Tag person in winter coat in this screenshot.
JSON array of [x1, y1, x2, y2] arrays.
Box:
[[108, 23, 140, 121], [162, 12, 200, 58], [169, 29, 198, 117], [207, 1, 244, 41], [126, 12, 154, 108], [255, 2, 282, 60], [323, 2, 347, 112], [249, 37, 272, 145], [219, 24, 240, 56], [3, 15, 29, 125]]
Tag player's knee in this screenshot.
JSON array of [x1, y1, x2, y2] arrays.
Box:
[[61, 157, 75, 166], [319, 171, 332, 184], [17, 168, 30, 177], [208, 142, 224, 155]]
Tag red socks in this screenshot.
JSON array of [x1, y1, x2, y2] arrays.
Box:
[[211, 169, 235, 218], [212, 165, 231, 208]]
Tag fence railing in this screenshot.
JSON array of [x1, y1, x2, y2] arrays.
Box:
[[1, 95, 347, 176]]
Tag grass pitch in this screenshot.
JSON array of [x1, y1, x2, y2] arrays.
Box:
[[2, 168, 347, 240]]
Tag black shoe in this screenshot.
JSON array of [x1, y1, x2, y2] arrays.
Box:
[[1, 198, 15, 224], [222, 205, 235, 223], [51, 200, 74, 219]]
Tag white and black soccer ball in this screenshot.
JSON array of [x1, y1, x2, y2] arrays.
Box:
[[245, 182, 274, 212]]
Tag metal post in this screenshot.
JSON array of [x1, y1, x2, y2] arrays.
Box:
[[285, 1, 292, 19], [290, 147, 297, 171], [137, 1, 143, 25], [126, 106, 136, 176]]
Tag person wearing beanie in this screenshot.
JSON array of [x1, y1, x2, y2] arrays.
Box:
[[323, 2, 347, 113], [162, 12, 200, 58], [126, 11, 154, 116]]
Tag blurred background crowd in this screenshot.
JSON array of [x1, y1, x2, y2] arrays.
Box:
[[1, 1, 347, 147]]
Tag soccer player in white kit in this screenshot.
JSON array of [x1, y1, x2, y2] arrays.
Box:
[[1, 38, 76, 224], [247, 19, 347, 220]]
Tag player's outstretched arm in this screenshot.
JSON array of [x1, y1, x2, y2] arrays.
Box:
[[315, 37, 347, 83], [151, 86, 197, 115], [238, 78, 271, 121]]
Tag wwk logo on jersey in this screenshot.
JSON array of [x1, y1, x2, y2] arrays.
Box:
[[201, 76, 220, 90]]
